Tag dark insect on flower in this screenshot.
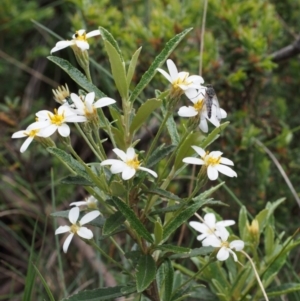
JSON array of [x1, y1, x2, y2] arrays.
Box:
[[203, 84, 222, 121]]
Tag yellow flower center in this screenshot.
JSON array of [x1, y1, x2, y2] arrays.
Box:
[[49, 108, 65, 126], [74, 31, 87, 41], [126, 155, 140, 170], [220, 241, 230, 248], [26, 129, 39, 138], [172, 73, 191, 90], [203, 151, 221, 166], [70, 223, 80, 234], [193, 98, 205, 112]]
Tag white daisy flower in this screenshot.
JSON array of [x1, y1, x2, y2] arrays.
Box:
[[35, 105, 87, 137], [50, 29, 101, 53], [179, 88, 227, 133], [189, 213, 235, 245], [156, 59, 204, 97], [55, 206, 100, 253], [183, 146, 237, 180], [202, 227, 244, 262], [70, 92, 116, 118], [70, 195, 98, 209], [11, 122, 47, 153], [101, 147, 157, 180]]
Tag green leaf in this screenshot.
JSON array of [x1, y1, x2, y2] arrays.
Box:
[[163, 202, 209, 241], [192, 182, 225, 202], [161, 103, 179, 145], [129, 28, 193, 103], [164, 259, 174, 301], [103, 211, 126, 235], [265, 198, 285, 220], [170, 247, 214, 259], [127, 47, 142, 87], [61, 175, 93, 186], [130, 98, 162, 134], [154, 244, 190, 254], [266, 283, 300, 297], [264, 224, 275, 257], [47, 56, 106, 98], [154, 220, 163, 245], [200, 122, 230, 149], [61, 286, 136, 301], [231, 265, 252, 298], [136, 254, 156, 293], [110, 181, 128, 197], [238, 206, 249, 241], [174, 132, 204, 170], [47, 147, 91, 181], [111, 197, 153, 243], [109, 106, 124, 134], [255, 208, 268, 233], [104, 40, 128, 99], [111, 126, 126, 150], [146, 187, 182, 201], [147, 144, 176, 168], [99, 26, 123, 59]]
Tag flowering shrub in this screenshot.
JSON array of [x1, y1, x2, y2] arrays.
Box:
[[12, 26, 300, 301]]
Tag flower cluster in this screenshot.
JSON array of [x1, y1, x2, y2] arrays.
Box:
[[190, 213, 244, 262]]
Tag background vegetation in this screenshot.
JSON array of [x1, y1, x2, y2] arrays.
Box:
[[1, 0, 300, 300]]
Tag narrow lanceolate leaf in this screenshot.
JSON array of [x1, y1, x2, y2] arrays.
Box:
[[99, 26, 123, 59], [127, 46, 142, 87], [61, 286, 136, 301], [129, 28, 193, 103], [238, 206, 249, 241], [103, 211, 125, 235], [161, 103, 180, 145], [136, 254, 157, 293], [266, 283, 300, 297], [192, 182, 225, 202], [147, 144, 176, 168], [174, 132, 204, 170], [170, 247, 215, 259], [130, 98, 162, 134], [200, 121, 230, 149], [111, 197, 153, 243], [163, 201, 209, 241], [104, 40, 128, 99], [146, 187, 182, 201], [164, 259, 174, 301], [47, 56, 106, 98], [154, 244, 190, 254], [47, 147, 90, 181], [61, 175, 93, 186]]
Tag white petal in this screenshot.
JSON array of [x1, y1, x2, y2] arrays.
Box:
[[197, 233, 208, 241], [69, 206, 79, 224], [55, 225, 71, 235], [51, 41, 74, 53], [199, 118, 208, 133], [209, 151, 223, 157], [65, 115, 87, 123], [204, 213, 216, 228], [216, 165, 237, 178], [216, 220, 235, 227], [207, 166, 219, 180], [182, 157, 204, 165], [80, 210, 100, 225], [188, 75, 204, 85], [228, 249, 238, 261], [202, 236, 221, 247], [58, 123, 70, 137], [189, 221, 209, 234], [217, 247, 230, 261], [112, 148, 127, 161], [12, 130, 27, 138], [220, 157, 234, 166], [122, 167, 136, 180], [85, 92, 95, 106], [93, 97, 116, 108], [77, 227, 94, 239], [101, 159, 121, 166], [185, 88, 203, 101], [63, 233, 74, 253], [36, 110, 52, 120], [86, 29, 101, 38], [178, 106, 198, 117], [230, 240, 244, 251], [69, 201, 88, 207], [218, 227, 230, 241], [166, 59, 178, 81], [126, 147, 136, 160], [156, 68, 172, 83], [70, 93, 85, 111], [191, 146, 206, 157], [39, 125, 57, 137], [220, 108, 227, 118], [75, 40, 89, 51], [110, 161, 128, 174], [139, 166, 158, 178], [20, 137, 34, 153]]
